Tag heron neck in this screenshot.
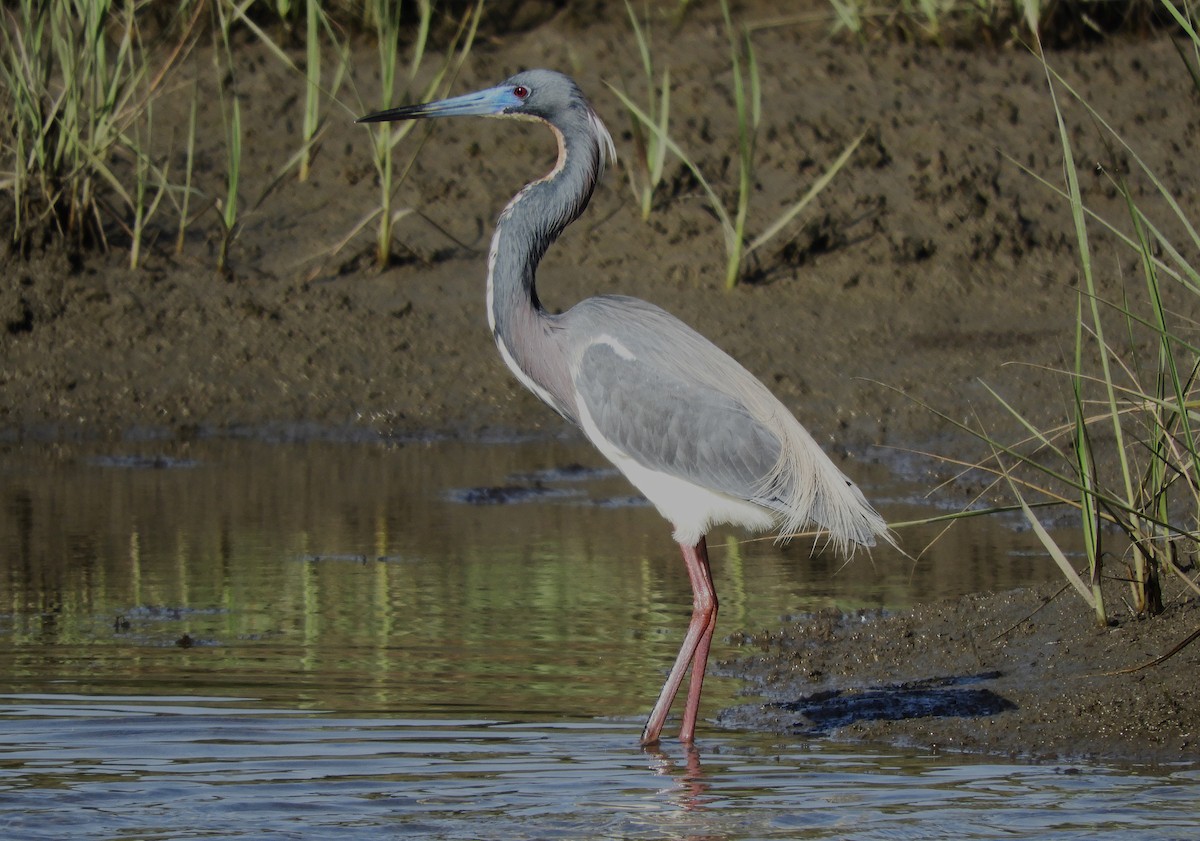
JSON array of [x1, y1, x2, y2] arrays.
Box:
[[484, 124, 602, 418], [488, 124, 599, 316]]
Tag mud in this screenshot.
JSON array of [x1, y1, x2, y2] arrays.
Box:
[[2, 2, 1198, 765], [721, 583, 1199, 766]]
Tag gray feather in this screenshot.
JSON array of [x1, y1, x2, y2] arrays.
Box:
[[575, 341, 781, 502], [557, 295, 889, 550]]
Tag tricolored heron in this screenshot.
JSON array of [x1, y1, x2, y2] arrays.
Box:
[[358, 69, 890, 746]]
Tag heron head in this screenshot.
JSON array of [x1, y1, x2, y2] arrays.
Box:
[[358, 69, 615, 176], [357, 69, 584, 126]]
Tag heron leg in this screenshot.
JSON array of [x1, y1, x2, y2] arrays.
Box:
[[679, 537, 717, 743], [639, 536, 718, 746]]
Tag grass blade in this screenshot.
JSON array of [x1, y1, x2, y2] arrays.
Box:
[[746, 132, 864, 255]]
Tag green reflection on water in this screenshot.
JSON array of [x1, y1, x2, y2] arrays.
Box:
[[0, 438, 1062, 725]]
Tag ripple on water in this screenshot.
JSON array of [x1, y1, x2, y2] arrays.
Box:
[[1, 695, 1198, 841]]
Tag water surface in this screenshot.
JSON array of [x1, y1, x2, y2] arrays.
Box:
[[1, 438, 1194, 839]]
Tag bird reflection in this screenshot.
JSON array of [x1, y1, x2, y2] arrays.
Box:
[[644, 742, 710, 812]]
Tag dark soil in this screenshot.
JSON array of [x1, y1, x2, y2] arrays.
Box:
[[720, 582, 1199, 767], [2, 0, 1197, 765]]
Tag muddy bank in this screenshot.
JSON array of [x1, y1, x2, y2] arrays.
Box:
[[2, 2, 1199, 765], [720, 583, 1199, 767], [3, 10, 1198, 455]]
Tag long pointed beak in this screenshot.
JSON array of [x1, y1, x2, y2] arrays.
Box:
[[356, 85, 520, 124]]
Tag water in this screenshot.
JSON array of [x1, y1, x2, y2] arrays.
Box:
[[1, 437, 1196, 839], [3, 699, 1198, 841]]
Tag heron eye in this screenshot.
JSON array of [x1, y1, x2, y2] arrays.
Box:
[[513, 85, 529, 100]]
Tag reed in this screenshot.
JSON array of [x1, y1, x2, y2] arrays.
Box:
[[723, 0, 757, 288], [611, 0, 862, 287], [358, 0, 483, 269], [923, 27, 1200, 622], [614, 0, 671, 221], [1, 0, 456, 268], [230, 0, 349, 184], [128, 100, 170, 269], [1163, 0, 1200, 92], [1, 0, 148, 249], [816, 0, 1152, 40], [175, 85, 198, 256], [370, 0, 404, 269], [212, 0, 242, 273], [299, 0, 321, 182], [0, 0, 211, 262]]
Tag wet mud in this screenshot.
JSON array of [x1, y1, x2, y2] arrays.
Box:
[[721, 583, 1199, 766]]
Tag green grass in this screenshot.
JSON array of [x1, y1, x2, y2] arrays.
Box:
[[357, 0, 483, 269], [175, 84, 199, 256], [300, 0, 322, 183], [918, 13, 1200, 623], [614, 0, 671, 222], [212, 0, 242, 273], [0, 0, 155, 250], [817, 0, 1164, 41], [611, 0, 862, 288], [128, 98, 169, 269], [0, 1, 478, 271]]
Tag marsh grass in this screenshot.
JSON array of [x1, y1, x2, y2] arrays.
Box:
[[923, 27, 1200, 623], [818, 0, 1162, 41], [1163, 0, 1200, 91], [229, 0, 350, 185], [0, 0, 468, 270], [300, 0, 322, 182], [369, 0, 407, 269], [127, 100, 169, 269], [175, 85, 199, 256], [212, 0, 243, 273], [611, 0, 862, 288], [615, 0, 671, 222], [0, 0, 174, 251], [354, 0, 483, 269]]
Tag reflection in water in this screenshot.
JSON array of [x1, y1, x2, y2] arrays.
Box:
[[0, 438, 1193, 839], [1, 437, 1063, 723], [646, 744, 711, 814]]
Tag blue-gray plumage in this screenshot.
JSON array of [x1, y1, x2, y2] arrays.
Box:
[[358, 69, 891, 746]]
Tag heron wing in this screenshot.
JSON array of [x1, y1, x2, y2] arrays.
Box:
[[574, 341, 781, 502]]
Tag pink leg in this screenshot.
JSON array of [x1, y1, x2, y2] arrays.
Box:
[[640, 536, 718, 746], [679, 538, 717, 742]]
